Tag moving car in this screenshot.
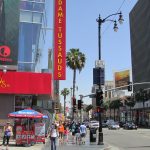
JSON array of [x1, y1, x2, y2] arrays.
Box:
[[123, 122, 138, 130], [108, 122, 120, 130]]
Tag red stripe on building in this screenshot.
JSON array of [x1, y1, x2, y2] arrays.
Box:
[[0, 71, 52, 94]]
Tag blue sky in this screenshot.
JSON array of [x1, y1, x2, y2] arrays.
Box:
[[46, 0, 137, 106]]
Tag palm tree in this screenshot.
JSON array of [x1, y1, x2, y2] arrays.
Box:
[[66, 48, 86, 118], [125, 96, 136, 121], [110, 99, 123, 121], [61, 88, 70, 118], [103, 100, 112, 119]]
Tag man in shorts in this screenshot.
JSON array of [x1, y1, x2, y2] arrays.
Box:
[[80, 123, 87, 144]]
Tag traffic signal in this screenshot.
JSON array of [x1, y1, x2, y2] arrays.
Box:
[[128, 82, 132, 91], [97, 106, 100, 113], [96, 89, 103, 106], [81, 100, 84, 109], [78, 100, 84, 110], [73, 106, 77, 113], [72, 97, 76, 106], [78, 100, 81, 109]]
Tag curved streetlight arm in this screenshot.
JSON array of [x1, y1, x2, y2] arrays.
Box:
[[103, 12, 121, 22], [104, 19, 116, 23], [96, 12, 122, 24]]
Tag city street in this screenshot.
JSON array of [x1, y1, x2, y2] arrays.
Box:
[[1, 128, 150, 150], [104, 128, 150, 150]]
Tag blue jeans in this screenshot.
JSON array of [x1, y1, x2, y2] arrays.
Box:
[[51, 137, 56, 150]]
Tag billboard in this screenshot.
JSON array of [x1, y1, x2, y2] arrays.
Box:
[[54, 0, 66, 80], [0, 0, 19, 69], [114, 70, 130, 88]]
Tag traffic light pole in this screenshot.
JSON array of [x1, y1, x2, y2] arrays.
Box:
[[97, 15, 103, 145]]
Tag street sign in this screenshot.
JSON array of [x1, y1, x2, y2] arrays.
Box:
[[95, 60, 105, 68], [93, 67, 105, 85]]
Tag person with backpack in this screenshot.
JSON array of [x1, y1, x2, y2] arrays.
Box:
[[70, 121, 76, 144], [49, 123, 58, 150], [75, 122, 81, 144]]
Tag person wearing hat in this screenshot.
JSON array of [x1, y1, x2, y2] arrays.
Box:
[[1, 122, 13, 148]]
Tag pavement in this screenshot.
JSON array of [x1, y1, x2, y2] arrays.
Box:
[[0, 131, 119, 150]]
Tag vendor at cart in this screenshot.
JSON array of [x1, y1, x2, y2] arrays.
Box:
[[1, 122, 13, 146]]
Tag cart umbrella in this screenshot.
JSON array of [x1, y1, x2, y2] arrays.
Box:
[[8, 108, 48, 119]]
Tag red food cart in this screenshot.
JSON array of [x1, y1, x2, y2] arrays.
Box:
[[8, 108, 48, 147]]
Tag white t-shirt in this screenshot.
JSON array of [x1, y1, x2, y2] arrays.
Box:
[[51, 128, 57, 137], [80, 124, 86, 134]]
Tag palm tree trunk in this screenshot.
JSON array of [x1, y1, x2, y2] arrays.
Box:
[[130, 106, 131, 122], [114, 108, 115, 121], [73, 69, 76, 98], [143, 101, 145, 125], [109, 107, 111, 119], [64, 96, 66, 118], [72, 69, 76, 120]]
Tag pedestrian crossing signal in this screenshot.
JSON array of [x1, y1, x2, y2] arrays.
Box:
[[128, 82, 132, 91], [96, 89, 103, 106]]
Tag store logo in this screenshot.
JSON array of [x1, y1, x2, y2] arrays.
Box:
[[0, 46, 11, 57], [0, 45, 12, 62], [0, 77, 10, 88]]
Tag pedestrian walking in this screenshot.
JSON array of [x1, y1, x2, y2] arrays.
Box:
[[63, 126, 69, 144], [1, 122, 13, 150], [80, 123, 87, 144], [49, 123, 58, 150], [75, 123, 81, 144], [69, 121, 76, 144], [58, 121, 64, 144]]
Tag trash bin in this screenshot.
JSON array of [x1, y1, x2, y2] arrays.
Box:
[[90, 128, 97, 142]]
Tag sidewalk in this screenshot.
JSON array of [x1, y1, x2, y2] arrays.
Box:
[[0, 131, 120, 150]]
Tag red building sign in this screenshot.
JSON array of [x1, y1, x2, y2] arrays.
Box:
[[0, 71, 52, 94], [54, 0, 66, 80]]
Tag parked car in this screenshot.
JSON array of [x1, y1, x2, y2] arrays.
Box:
[[106, 119, 115, 126], [108, 122, 120, 130], [89, 120, 99, 129], [102, 122, 107, 128], [123, 122, 138, 130], [119, 121, 126, 128]]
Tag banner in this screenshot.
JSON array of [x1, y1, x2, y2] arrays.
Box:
[[0, 71, 52, 94], [0, 0, 19, 69], [54, 0, 66, 80], [114, 70, 130, 88]]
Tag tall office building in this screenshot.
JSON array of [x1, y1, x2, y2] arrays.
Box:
[[0, 0, 54, 120], [130, 0, 150, 92]]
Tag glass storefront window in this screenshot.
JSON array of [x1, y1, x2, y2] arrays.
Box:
[[20, 1, 44, 12], [33, 12, 42, 23], [33, 3, 44, 12], [20, 1, 33, 11], [20, 11, 32, 22], [15, 95, 32, 111]]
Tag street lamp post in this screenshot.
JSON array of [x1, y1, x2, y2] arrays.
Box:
[[96, 12, 124, 145]]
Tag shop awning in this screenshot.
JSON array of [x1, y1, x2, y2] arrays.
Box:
[[0, 71, 52, 94]]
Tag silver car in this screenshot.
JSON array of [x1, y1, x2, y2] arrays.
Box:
[[89, 121, 99, 129], [108, 122, 120, 130]]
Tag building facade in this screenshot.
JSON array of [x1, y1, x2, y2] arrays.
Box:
[[0, 0, 54, 123], [130, 0, 150, 126], [130, 0, 150, 91]]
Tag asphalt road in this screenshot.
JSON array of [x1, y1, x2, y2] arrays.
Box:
[[103, 128, 150, 150]]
